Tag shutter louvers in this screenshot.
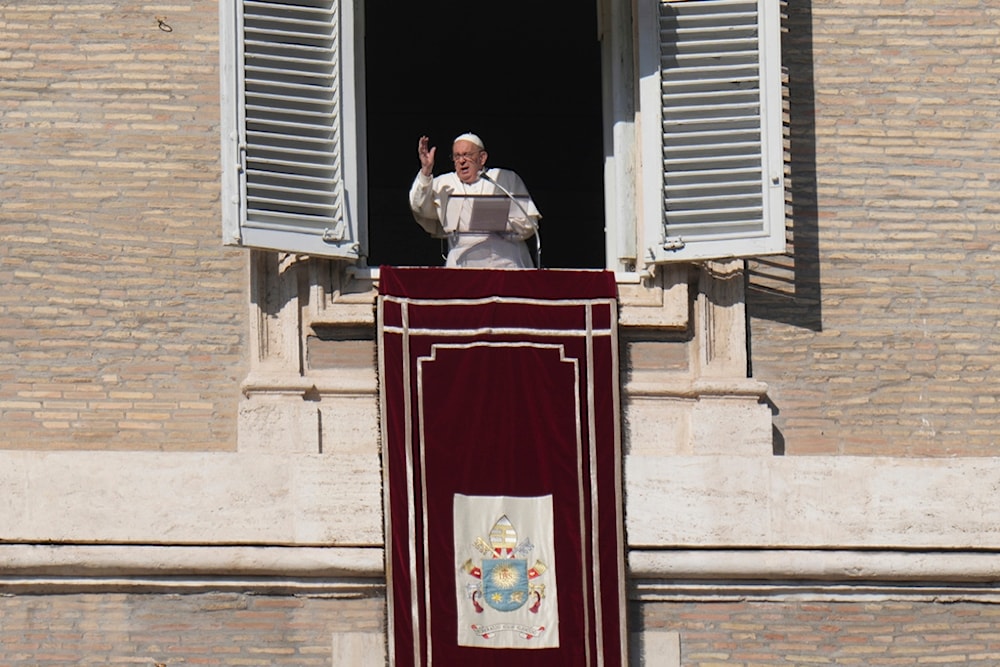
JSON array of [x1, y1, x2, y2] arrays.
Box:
[[641, 0, 784, 263], [660, 0, 763, 237], [239, 0, 355, 256]]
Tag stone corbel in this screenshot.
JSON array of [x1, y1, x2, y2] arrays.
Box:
[[248, 249, 306, 375], [303, 260, 378, 328], [696, 259, 754, 379], [616, 263, 689, 329]]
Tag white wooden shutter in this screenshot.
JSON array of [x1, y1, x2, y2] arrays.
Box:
[[222, 0, 359, 259], [638, 0, 785, 264]]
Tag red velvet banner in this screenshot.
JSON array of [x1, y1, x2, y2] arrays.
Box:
[[379, 267, 625, 667]]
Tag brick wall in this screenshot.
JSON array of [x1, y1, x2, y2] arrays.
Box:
[[2, 595, 999, 666], [0, 592, 384, 666], [0, 2, 246, 450], [9, 0, 994, 458], [748, 0, 1000, 455], [639, 600, 1000, 666]]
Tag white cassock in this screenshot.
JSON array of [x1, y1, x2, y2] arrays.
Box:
[[409, 167, 541, 268]]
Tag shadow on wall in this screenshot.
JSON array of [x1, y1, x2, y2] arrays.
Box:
[[763, 395, 786, 455], [746, 0, 821, 333]]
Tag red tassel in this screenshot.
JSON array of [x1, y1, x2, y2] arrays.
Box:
[[472, 590, 483, 613]]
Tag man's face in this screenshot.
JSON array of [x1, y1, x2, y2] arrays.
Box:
[[452, 140, 487, 184]]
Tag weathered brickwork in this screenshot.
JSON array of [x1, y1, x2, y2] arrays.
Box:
[[639, 600, 1000, 666], [5, 2, 993, 454], [2, 596, 999, 665], [0, 592, 385, 666], [748, 0, 1000, 455], [0, 3, 246, 450]]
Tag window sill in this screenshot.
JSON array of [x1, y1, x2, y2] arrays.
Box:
[[335, 264, 690, 330]]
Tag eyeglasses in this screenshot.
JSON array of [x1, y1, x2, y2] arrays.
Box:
[[450, 151, 482, 163]]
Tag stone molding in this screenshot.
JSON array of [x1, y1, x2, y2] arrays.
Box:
[[252, 258, 695, 332], [629, 549, 1000, 584], [4, 544, 1000, 602], [0, 544, 384, 595]]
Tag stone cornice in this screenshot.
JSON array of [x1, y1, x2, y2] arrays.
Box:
[[4, 545, 1000, 601]]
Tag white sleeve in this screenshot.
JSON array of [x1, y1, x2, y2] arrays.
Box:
[[501, 171, 540, 240], [408, 171, 445, 237]]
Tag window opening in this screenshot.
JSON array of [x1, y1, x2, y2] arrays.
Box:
[[363, 0, 606, 268]]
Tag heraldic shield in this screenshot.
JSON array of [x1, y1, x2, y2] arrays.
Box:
[[454, 494, 558, 649], [480, 558, 529, 613]]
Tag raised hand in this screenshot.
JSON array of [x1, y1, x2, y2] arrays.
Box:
[[417, 135, 436, 176]]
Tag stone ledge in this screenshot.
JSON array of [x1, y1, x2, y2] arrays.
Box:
[[0, 544, 385, 595], [5, 544, 1000, 601], [241, 370, 378, 397], [624, 377, 769, 398], [0, 544, 383, 577], [321, 266, 692, 330], [629, 548, 1000, 583]]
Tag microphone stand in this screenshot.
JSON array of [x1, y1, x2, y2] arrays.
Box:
[[480, 171, 542, 269]]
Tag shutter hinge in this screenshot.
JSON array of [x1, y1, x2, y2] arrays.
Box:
[[662, 237, 685, 251]]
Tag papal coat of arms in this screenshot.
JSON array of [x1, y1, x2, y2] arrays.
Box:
[[461, 514, 548, 639]]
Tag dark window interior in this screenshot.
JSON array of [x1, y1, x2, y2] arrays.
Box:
[[364, 0, 606, 268]]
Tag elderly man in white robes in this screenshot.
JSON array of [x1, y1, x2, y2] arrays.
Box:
[[408, 132, 541, 268]]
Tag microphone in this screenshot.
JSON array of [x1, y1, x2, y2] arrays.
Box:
[[480, 170, 542, 267]]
